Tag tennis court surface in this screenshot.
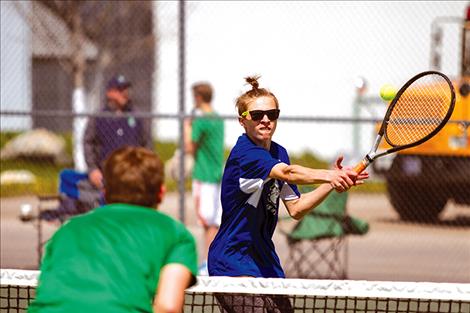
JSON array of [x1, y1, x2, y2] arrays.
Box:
[[2, 269, 469, 313]]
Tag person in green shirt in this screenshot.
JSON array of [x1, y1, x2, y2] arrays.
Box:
[[29, 146, 198, 313], [184, 82, 224, 275]]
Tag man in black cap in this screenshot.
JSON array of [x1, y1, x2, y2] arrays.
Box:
[[84, 74, 153, 190], [37, 75, 153, 221]]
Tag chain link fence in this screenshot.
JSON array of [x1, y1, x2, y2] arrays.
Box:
[[1, 1, 469, 281]]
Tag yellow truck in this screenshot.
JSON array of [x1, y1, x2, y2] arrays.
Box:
[[378, 8, 470, 221]]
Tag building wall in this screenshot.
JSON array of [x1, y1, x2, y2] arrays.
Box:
[[1, 1, 155, 134], [32, 58, 73, 132], [0, 1, 32, 131]]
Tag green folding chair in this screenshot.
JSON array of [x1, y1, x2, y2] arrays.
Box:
[[282, 187, 369, 279]]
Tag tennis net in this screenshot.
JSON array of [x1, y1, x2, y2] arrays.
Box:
[[1, 269, 469, 313]]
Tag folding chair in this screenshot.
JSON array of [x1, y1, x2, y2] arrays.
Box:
[[21, 169, 102, 266], [281, 188, 369, 279], [38, 169, 99, 222]]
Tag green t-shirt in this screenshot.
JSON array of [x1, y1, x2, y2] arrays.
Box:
[[28, 204, 197, 313], [191, 112, 224, 183]]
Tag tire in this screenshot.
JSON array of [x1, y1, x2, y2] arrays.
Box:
[[387, 180, 447, 222], [453, 183, 470, 204]]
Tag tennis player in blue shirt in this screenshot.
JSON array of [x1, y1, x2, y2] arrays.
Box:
[[208, 76, 369, 280]]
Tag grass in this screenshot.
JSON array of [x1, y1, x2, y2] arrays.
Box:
[[0, 131, 384, 198], [1, 132, 183, 197], [0, 159, 62, 197]]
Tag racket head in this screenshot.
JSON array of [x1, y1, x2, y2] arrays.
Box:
[[380, 71, 456, 151]]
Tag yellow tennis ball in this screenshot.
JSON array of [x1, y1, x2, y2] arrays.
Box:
[[380, 84, 397, 101]]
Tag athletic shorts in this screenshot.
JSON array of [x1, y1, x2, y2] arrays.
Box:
[[192, 180, 222, 227]]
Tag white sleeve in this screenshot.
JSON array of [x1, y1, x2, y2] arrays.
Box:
[[280, 182, 300, 201]]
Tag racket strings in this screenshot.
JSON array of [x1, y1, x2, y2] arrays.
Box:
[[386, 74, 452, 146]]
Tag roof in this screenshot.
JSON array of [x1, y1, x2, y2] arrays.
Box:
[[30, 2, 98, 59]]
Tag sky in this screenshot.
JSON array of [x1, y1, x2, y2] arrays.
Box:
[[154, 1, 466, 162]]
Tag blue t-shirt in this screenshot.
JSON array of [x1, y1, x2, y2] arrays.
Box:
[[208, 134, 300, 278]]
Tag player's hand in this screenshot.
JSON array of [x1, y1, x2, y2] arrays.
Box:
[[331, 156, 349, 192], [333, 155, 344, 170], [328, 169, 356, 193], [333, 155, 369, 187], [89, 169, 103, 189], [354, 171, 369, 185]]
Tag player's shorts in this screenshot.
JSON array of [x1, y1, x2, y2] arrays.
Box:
[[192, 180, 222, 227]]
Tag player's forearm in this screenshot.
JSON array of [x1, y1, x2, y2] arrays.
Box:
[[281, 164, 332, 185], [285, 184, 333, 220], [154, 265, 193, 313], [153, 299, 183, 313]]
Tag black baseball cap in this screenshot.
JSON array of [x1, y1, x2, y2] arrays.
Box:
[[106, 75, 131, 90]]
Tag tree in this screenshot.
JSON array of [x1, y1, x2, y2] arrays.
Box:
[[14, 1, 155, 171]]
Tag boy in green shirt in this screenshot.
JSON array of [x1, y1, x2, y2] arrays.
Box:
[[184, 82, 224, 275], [29, 147, 197, 313]]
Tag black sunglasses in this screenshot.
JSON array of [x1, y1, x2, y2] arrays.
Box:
[[242, 109, 280, 121]]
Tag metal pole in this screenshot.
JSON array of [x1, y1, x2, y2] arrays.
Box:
[[37, 204, 42, 267], [178, 0, 186, 223], [352, 95, 361, 160]]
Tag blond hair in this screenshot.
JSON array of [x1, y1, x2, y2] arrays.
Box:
[[235, 76, 279, 116]]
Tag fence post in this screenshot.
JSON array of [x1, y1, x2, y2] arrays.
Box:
[[178, 0, 186, 223]]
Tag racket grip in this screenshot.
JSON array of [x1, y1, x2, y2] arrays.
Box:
[[353, 159, 369, 174]]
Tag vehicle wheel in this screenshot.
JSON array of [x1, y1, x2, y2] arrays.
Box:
[[387, 180, 447, 222], [453, 183, 470, 204]]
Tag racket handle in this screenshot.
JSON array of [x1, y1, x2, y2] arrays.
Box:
[[353, 159, 369, 174]]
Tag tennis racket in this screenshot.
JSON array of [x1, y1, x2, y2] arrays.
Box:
[[354, 71, 456, 174]]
